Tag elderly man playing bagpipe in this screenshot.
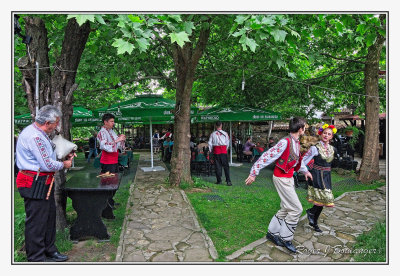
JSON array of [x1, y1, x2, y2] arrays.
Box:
[[16, 105, 76, 262]]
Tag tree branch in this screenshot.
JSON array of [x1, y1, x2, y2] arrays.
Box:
[[307, 69, 364, 83], [192, 18, 212, 67], [65, 83, 78, 104], [77, 76, 166, 94], [320, 53, 366, 64]]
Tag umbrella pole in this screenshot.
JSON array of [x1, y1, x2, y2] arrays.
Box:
[[230, 121, 233, 164], [150, 119, 154, 168]]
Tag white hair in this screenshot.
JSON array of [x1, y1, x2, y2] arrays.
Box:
[[35, 105, 62, 125]]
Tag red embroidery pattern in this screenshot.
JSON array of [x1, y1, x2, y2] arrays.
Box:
[[34, 136, 59, 170]]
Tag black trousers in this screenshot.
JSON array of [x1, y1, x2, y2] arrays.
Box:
[[214, 153, 231, 183], [100, 163, 119, 174], [23, 189, 57, 262], [100, 163, 118, 209]]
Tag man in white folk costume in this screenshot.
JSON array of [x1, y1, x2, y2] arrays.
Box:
[[245, 117, 312, 253]]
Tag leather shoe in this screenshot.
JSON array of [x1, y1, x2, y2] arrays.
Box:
[[278, 238, 297, 253], [215, 181, 221, 184], [313, 224, 323, 232], [226, 182, 232, 186], [266, 232, 284, 246], [45, 252, 68, 262], [306, 209, 315, 226]]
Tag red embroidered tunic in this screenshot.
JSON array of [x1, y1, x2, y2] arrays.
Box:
[[250, 135, 305, 178]]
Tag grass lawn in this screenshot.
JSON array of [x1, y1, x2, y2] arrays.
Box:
[[352, 220, 386, 262], [185, 162, 386, 261], [13, 152, 139, 262]]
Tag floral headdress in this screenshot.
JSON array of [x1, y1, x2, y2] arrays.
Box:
[[318, 124, 337, 135]]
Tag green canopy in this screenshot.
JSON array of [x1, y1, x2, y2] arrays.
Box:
[[93, 94, 197, 125], [194, 105, 281, 123], [14, 105, 100, 127]]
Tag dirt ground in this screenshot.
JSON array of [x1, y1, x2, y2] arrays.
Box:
[[65, 239, 117, 262]]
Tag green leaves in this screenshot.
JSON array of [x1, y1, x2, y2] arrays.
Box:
[[183, 21, 195, 35], [67, 14, 95, 26], [235, 15, 250, 24], [169, 31, 190, 47], [112, 38, 134, 55], [365, 32, 377, 48], [136, 38, 150, 52], [270, 29, 287, 42]]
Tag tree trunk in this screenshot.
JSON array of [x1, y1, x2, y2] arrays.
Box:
[[169, 25, 211, 186], [358, 29, 385, 183], [51, 19, 90, 229], [18, 16, 90, 230]]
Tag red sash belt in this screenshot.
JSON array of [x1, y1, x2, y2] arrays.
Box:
[[16, 170, 55, 188], [100, 151, 118, 164], [213, 145, 227, 154], [313, 164, 331, 171]]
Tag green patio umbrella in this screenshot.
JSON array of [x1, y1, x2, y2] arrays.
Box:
[[194, 106, 281, 122], [194, 105, 282, 165], [14, 105, 100, 127], [94, 95, 198, 171], [94, 94, 197, 124]]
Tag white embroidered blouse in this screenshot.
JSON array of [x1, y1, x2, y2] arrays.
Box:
[[16, 123, 64, 172]]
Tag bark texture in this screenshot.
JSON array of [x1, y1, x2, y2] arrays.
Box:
[[169, 24, 211, 186], [358, 16, 386, 183]]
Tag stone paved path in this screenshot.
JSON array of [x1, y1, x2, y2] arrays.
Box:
[[226, 185, 386, 262], [116, 152, 217, 262]]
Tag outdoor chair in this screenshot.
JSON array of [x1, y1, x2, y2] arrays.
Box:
[[252, 148, 264, 162], [191, 147, 213, 176]]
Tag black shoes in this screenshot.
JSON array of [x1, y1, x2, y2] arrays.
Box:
[[45, 252, 68, 262], [306, 209, 315, 226], [266, 232, 284, 246], [215, 181, 222, 184], [227, 182, 232, 186], [307, 209, 323, 232], [313, 224, 323, 232], [278, 237, 297, 253]]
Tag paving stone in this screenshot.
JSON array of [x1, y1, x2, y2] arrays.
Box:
[[256, 255, 272, 262], [145, 225, 192, 242], [335, 231, 356, 242], [151, 251, 178, 262], [128, 221, 152, 230], [239, 252, 260, 260], [347, 212, 367, 220], [123, 252, 146, 262], [254, 244, 273, 255], [269, 247, 294, 262], [184, 248, 213, 262], [317, 235, 344, 247], [148, 241, 173, 251], [176, 241, 190, 251]]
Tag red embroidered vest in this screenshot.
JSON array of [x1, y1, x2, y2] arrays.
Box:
[[273, 137, 300, 178]]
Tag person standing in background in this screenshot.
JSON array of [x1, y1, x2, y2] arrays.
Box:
[[87, 131, 98, 163], [97, 113, 125, 173], [209, 121, 232, 186]]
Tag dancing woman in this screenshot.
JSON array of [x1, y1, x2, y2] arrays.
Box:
[[300, 124, 337, 232]]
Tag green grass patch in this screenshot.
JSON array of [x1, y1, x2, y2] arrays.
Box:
[[352, 221, 386, 262], [186, 162, 386, 261], [13, 152, 139, 262]]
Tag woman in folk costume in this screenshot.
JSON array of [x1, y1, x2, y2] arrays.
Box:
[[300, 124, 337, 232]]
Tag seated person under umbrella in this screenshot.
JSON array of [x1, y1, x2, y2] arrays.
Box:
[[243, 136, 255, 161]]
